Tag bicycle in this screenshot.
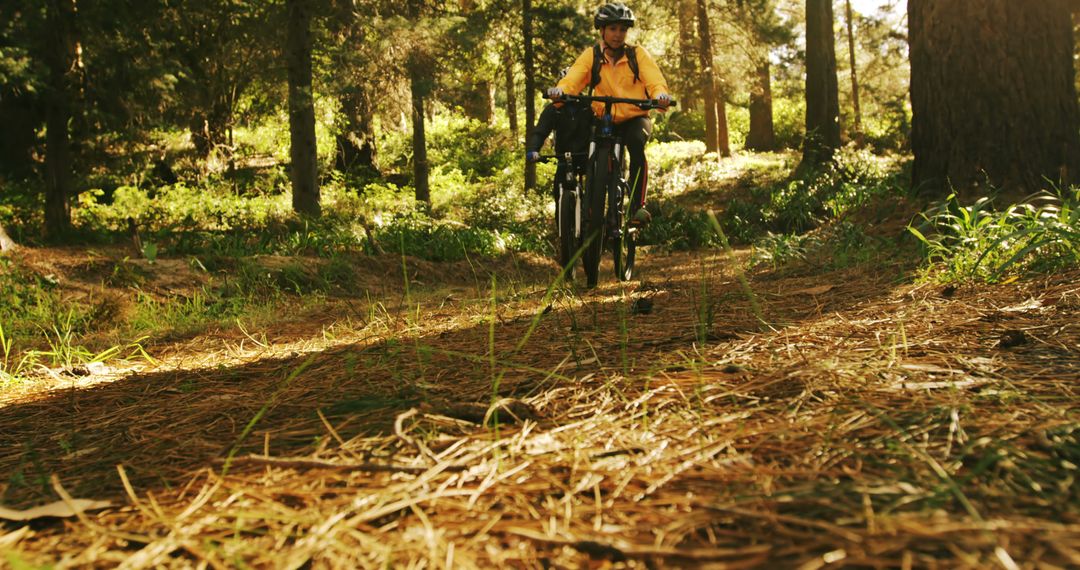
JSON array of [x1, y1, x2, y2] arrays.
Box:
[[547, 93, 675, 288], [535, 152, 588, 280]]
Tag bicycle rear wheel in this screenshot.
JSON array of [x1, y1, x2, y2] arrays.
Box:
[[582, 145, 610, 289], [557, 185, 579, 281]]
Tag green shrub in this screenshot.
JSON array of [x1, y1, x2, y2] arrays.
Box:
[[639, 200, 720, 251], [909, 189, 1080, 283]]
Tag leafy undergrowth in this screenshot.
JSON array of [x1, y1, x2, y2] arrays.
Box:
[[1, 239, 1079, 567]]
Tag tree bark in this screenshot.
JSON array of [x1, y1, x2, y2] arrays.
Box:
[[410, 63, 431, 203], [909, 0, 1080, 197], [44, 0, 78, 240], [800, 0, 841, 169], [287, 0, 320, 217], [696, 0, 721, 155], [335, 87, 377, 173], [678, 0, 699, 110], [505, 47, 519, 139], [523, 0, 537, 192], [746, 59, 776, 151], [845, 0, 863, 145]]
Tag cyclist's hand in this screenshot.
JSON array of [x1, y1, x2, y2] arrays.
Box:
[[656, 93, 673, 109], [526, 151, 540, 163], [546, 87, 564, 100]]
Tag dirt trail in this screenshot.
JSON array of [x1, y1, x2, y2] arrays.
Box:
[[2, 244, 1079, 568]]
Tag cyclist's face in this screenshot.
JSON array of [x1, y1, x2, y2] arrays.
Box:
[[601, 23, 629, 49]]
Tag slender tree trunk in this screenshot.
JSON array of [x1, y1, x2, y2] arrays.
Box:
[[845, 0, 863, 145], [717, 83, 731, 156], [410, 63, 431, 203], [44, 0, 78, 239], [746, 59, 776, 151], [505, 47, 519, 139], [909, 0, 1080, 197], [696, 0, 720, 155], [523, 0, 537, 192], [800, 0, 841, 169], [678, 0, 698, 109], [0, 223, 17, 253], [287, 0, 320, 216]]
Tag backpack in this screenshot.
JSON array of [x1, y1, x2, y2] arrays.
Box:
[[589, 44, 642, 94]]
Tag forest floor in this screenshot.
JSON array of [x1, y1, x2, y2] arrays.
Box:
[[2, 188, 1080, 568]]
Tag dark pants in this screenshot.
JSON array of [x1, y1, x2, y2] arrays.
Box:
[[614, 116, 652, 209]]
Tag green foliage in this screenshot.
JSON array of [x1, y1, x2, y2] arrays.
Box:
[[638, 201, 721, 251], [426, 115, 516, 180], [720, 147, 902, 242], [371, 212, 510, 262], [771, 95, 806, 150], [654, 110, 705, 143], [908, 189, 1080, 283], [751, 232, 809, 269]]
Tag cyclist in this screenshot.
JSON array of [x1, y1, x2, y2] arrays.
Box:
[[526, 70, 593, 204], [547, 2, 672, 227]]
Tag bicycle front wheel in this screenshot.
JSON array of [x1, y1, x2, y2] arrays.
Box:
[[613, 188, 636, 282], [582, 145, 610, 289], [557, 185, 579, 281]]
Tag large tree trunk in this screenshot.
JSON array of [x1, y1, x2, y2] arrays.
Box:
[[844, 0, 863, 145], [696, 0, 721, 155], [800, 0, 841, 169], [44, 0, 78, 240], [459, 79, 495, 124], [678, 0, 699, 110], [909, 0, 1080, 197], [746, 59, 776, 151], [335, 88, 377, 173], [410, 63, 431, 204], [0, 223, 16, 253], [287, 0, 320, 217], [504, 47, 519, 139], [523, 0, 537, 192]]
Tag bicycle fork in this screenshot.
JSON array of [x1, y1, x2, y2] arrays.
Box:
[[606, 142, 624, 244], [557, 151, 581, 240]]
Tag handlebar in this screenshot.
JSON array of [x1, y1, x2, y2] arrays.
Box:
[[536, 152, 588, 163], [547, 92, 677, 110]]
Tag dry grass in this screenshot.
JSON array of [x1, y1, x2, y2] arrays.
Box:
[[2, 250, 1079, 568]]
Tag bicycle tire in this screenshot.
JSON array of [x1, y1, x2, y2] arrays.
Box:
[[557, 185, 578, 281], [613, 180, 636, 281], [582, 144, 610, 288]]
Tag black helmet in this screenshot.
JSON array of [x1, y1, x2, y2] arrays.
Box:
[[594, 3, 635, 29]]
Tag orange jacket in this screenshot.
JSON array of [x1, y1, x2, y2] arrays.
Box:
[[556, 43, 670, 124]]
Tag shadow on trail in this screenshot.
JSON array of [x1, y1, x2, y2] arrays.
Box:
[[0, 251, 913, 509]]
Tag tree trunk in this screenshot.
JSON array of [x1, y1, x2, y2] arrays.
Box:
[[0, 223, 17, 253], [410, 63, 431, 204], [287, 0, 320, 217], [523, 0, 537, 192], [909, 0, 1080, 197], [845, 0, 863, 145], [800, 0, 841, 169], [746, 59, 776, 151], [717, 84, 731, 157], [335, 88, 377, 173], [44, 0, 78, 240], [696, 0, 720, 155], [678, 0, 699, 110], [505, 47, 519, 139]]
